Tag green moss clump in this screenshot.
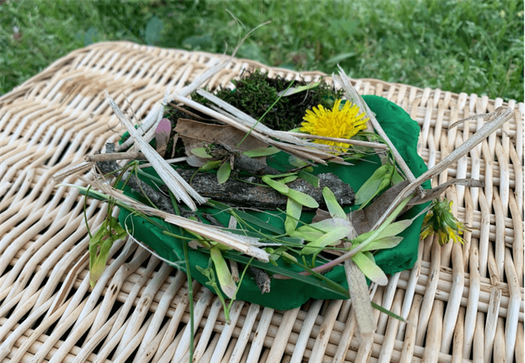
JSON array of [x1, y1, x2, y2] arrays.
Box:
[[191, 70, 344, 131]]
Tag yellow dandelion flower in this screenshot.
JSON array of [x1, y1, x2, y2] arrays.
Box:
[[300, 99, 369, 152], [420, 199, 468, 245]]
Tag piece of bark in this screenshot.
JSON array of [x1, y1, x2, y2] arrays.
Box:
[[249, 266, 271, 294], [85, 152, 146, 162], [163, 170, 355, 210], [230, 261, 240, 282]]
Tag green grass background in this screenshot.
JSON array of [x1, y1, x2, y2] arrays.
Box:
[[1, 0, 523, 101]]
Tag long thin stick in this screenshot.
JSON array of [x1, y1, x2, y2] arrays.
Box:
[[282, 132, 388, 149], [85, 152, 145, 162], [371, 106, 512, 230], [335, 68, 419, 185]]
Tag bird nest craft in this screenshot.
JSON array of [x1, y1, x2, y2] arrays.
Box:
[[56, 62, 512, 335]]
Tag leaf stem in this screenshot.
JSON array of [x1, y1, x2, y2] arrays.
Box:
[[182, 240, 195, 363]]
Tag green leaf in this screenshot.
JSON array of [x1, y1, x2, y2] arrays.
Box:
[[290, 229, 324, 242], [376, 219, 412, 239], [355, 177, 384, 206], [242, 146, 280, 157], [277, 82, 320, 97], [144, 16, 163, 45], [361, 236, 404, 251], [287, 189, 319, 209], [355, 164, 393, 207], [352, 219, 412, 246], [280, 175, 298, 184], [322, 187, 346, 219], [371, 302, 406, 322], [89, 217, 127, 288], [288, 155, 309, 168], [191, 147, 212, 159], [392, 168, 405, 184], [217, 161, 232, 184], [292, 217, 351, 241], [285, 197, 302, 234], [301, 226, 351, 255], [214, 204, 285, 235], [210, 247, 237, 298], [264, 172, 299, 179], [262, 175, 289, 194], [309, 217, 352, 232], [352, 252, 388, 286], [200, 160, 221, 171], [298, 170, 320, 187]]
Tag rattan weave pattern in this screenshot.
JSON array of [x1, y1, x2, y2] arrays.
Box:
[[0, 41, 523, 363]]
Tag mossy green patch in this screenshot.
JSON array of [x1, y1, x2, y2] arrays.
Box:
[[191, 70, 344, 131]]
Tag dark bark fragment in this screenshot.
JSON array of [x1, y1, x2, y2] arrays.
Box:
[[249, 266, 271, 294], [165, 170, 354, 210]]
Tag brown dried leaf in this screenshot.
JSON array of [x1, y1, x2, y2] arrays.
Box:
[[175, 118, 268, 158]]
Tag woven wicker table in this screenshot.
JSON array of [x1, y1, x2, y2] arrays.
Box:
[[0, 41, 523, 363]]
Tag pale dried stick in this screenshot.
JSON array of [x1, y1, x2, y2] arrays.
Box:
[[228, 216, 240, 282], [105, 91, 206, 211], [116, 50, 232, 152], [116, 102, 164, 152], [138, 157, 188, 169], [282, 132, 388, 149], [84, 178, 270, 262], [169, 103, 208, 121], [52, 161, 93, 182], [335, 67, 419, 185], [371, 106, 513, 230], [85, 152, 146, 162]]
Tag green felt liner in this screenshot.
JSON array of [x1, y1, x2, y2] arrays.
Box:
[[118, 95, 430, 310]]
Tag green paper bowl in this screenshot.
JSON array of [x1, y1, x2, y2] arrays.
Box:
[[119, 95, 430, 310]]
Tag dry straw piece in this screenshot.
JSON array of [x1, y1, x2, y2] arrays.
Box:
[[0, 41, 523, 363]]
